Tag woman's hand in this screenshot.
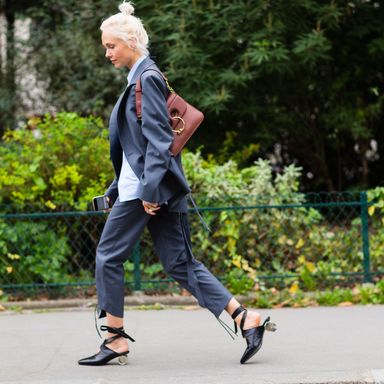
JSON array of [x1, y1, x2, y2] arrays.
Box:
[[103, 196, 112, 213], [142, 200, 160, 215]]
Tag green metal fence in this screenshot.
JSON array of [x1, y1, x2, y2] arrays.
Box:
[[0, 192, 382, 299]]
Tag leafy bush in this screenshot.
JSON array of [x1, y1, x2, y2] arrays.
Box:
[[0, 221, 70, 284], [0, 114, 382, 293], [246, 281, 384, 308], [226, 269, 255, 295], [0, 112, 113, 210], [368, 187, 384, 271], [180, 151, 375, 289]]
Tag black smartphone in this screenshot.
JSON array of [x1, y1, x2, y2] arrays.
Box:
[[92, 195, 110, 211]]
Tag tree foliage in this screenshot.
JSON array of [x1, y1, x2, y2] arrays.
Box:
[[0, 112, 112, 209], [1, 0, 383, 190]]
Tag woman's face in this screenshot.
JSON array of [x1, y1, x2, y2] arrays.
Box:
[[101, 32, 136, 69]]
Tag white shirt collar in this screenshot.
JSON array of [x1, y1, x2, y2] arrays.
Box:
[[127, 56, 147, 85]]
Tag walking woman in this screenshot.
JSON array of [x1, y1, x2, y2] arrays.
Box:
[[78, 1, 276, 366]]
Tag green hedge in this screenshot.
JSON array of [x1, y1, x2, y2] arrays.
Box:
[[0, 113, 113, 210], [0, 113, 383, 292], [0, 221, 70, 284]]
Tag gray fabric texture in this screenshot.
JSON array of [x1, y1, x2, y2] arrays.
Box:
[[95, 199, 233, 319], [98, 57, 233, 321]]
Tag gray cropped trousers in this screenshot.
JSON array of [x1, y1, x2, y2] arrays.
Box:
[[95, 198, 233, 319]]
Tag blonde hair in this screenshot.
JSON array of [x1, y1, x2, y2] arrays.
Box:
[[100, 1, 149, 56]]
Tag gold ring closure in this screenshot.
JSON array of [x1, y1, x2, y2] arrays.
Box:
[[171, 115, 185, 135]]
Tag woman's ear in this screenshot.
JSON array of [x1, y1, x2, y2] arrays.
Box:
[[129, 36, 138, 51]]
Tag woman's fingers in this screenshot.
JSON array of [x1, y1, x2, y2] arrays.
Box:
[[142, 200, 160, 215], [142, 200, 159, 207], [145, 207, 159, 215]]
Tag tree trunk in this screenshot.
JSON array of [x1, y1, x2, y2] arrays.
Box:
[[1, 0, 16, 135]]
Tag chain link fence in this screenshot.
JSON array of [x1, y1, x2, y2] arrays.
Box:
[[0, 192, 382, 300]]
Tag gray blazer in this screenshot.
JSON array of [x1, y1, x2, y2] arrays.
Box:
[[105, 57, 190, 212]]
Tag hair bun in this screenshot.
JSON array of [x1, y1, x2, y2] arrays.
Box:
[[119, 1, 135, 16]]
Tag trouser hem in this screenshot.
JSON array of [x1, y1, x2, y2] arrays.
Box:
[[97, 304, 124, 319], [211, 294, 233, 318]]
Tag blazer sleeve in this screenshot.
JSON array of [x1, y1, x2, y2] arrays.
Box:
[[105, 177, 118, 205], [137, 71, 173, 203]]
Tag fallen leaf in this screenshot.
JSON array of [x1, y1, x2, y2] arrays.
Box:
[[368, 205, 375, 216], [289, 282, 299, 294], [279, 299, 292, 307], [180, 289, 191, 296], [295, 238, 305, 249], [338, 301, 353, 307]]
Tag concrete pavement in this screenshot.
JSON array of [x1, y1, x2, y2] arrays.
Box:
[[0, 304, 383, 384]]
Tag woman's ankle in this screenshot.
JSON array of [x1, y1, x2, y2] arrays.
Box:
[[225, 299, 262, 329], [225, 297, 242, 317], [106, 337, 129, 353], [231, 308, 261, 328]]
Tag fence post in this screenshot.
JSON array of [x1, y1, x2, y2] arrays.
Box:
[[133, 241, 142, 291], [360, 191, 372, 283]]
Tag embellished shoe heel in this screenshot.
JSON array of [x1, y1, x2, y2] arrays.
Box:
[[78, 325, 135, 366], [231, 305, 277, 364]]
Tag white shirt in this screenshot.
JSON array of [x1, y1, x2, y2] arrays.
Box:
[[118, 56, 147, 202]]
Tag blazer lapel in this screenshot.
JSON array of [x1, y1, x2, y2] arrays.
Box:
[[114, 56, 158, 178], [114, 56, 155, 132], [116, 56, 157, 138]]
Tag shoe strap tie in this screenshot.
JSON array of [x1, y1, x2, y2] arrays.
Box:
[[216, 316, 238, 340], [100, 325, 136, 343], [231, 305, 247, 334]]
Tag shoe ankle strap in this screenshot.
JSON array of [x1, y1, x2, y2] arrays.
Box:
[[100, 325, 136, 343], [231, 305, 247, 334], [231, 305, 246, 321]]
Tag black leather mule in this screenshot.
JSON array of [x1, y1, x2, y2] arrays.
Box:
[[231, 305, 276, 364], [78, 325, 135, 366]]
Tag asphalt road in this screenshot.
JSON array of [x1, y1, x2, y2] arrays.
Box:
[[1, 305, 383, 384]]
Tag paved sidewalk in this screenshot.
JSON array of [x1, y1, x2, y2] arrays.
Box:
[[0, 305, 383, 384]]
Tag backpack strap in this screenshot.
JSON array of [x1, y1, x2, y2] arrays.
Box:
[[135, 69, 174, 121]]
